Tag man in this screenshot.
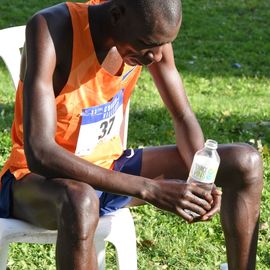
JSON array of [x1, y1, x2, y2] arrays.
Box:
[[0, 0, 263, 269]]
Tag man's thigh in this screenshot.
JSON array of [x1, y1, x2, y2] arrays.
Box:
[[140, 145, 189, 180], [8, 146, 187, 224], [12, 173, 81, 229], [141, 143, 258, 184]]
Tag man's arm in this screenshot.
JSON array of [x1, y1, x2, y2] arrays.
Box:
[[148, 44, 222, 221], [148, 43, 204, 169]]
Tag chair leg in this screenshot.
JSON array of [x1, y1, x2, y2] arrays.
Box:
[[114, 242, 137, 270], [95, 239, 106, 270], [0, 241, 9, 270], [104, 209, 137, 270]]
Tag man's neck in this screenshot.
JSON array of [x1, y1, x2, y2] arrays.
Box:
[[88, 3, 124, 76], [88, 4, 114, 64]]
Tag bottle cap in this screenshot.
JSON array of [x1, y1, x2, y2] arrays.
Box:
[[205, 139, 218, 150]]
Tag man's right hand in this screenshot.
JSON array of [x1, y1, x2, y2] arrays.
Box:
[[143, 179, 214, 223]]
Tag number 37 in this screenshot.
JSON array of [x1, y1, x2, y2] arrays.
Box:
[[98, 116, 115, 140]]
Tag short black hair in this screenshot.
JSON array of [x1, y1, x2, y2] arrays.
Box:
[[135, 0, 181, 26], [115, 0, 182, 33]]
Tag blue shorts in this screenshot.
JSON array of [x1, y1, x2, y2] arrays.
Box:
[[0, 170, 14, 218], [98, 148, 143, 216], [0, 148, 143, 218]]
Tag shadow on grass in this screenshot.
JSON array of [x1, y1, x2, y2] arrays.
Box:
[[1, 102, 268, 149], [127, 106, 270, 148], [261, 251, 270, 268]]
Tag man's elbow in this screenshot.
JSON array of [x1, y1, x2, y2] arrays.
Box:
[[24, 139, 54, 174]]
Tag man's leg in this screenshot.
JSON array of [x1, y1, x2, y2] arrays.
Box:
[[12, 173, 100, 270], [216, 144, 262, 270], [129, 143, 262, 270]]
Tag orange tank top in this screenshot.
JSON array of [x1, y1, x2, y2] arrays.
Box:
[[0, 1, 141, 181]]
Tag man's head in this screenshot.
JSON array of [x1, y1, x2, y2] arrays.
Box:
[[108, 0, 182, 66]]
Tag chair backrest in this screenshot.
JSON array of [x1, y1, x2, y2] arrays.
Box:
[[0, 25, 26, 89]]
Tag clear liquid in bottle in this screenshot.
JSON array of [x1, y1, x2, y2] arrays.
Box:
[[185, 139, 220, 218]]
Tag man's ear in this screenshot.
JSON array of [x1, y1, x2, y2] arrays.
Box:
[[110, 5, 125, 26]]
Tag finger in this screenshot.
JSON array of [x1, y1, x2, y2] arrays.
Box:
[[201, 192, 222, 220], [190, 183, 213, 203], [183, 200, 209, 217], [187, 192, 212, 211], [177, 208, 194, 223], [211, 186, 222, 196]]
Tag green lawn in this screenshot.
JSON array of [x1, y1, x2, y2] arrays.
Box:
[[0, 0, 270, 269]]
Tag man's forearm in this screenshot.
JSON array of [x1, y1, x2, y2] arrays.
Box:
[[26, 140, 150, 198], [173, 110, 204, 170]]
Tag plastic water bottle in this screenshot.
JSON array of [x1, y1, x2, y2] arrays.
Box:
[[185, 139, 220, 217]]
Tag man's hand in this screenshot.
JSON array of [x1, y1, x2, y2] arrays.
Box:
[[144, 179, 217, 223], [198, 185, 222, 222]]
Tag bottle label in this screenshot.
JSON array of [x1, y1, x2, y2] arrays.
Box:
[[189, 156, 219, 183]]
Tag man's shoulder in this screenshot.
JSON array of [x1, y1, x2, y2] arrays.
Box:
[[25, 3, 74, 69], [26, 3, 73, 43], [26, 3, 72, 32]]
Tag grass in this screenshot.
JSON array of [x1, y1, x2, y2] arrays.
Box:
[[1, 0, 270, 269]]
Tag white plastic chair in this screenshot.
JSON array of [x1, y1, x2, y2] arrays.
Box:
[[0, 208, 137, 270], [0, 25, 25, 88], [0, 25, 137, 270]]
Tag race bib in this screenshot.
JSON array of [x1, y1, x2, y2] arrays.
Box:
[[75, 89, 124, 156]]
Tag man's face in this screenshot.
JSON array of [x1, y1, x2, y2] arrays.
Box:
[[112, 11, 181, 66]]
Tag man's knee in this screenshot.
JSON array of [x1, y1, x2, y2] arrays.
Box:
[[59, 181, 100, 233], [218, 143, 263, 188]]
